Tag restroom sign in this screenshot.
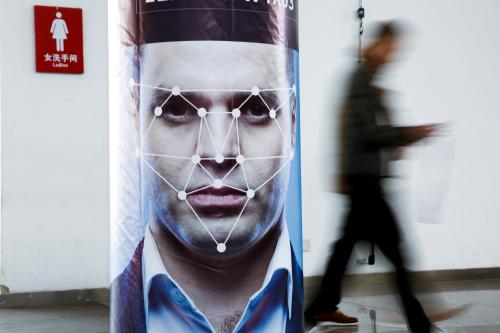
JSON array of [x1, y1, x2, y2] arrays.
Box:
[[34, 5, 84, 74]]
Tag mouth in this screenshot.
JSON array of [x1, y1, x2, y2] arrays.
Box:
[[186, 186, 248, 218]]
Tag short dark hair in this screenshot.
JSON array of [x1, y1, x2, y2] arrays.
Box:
[[374, 20, 406, 40]]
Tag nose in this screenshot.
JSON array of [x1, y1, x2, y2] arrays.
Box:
[[197, 104, 239, 177]]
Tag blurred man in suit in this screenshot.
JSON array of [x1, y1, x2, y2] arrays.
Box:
[[306, 21, 439, 333]]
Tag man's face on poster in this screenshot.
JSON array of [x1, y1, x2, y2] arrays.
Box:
[[138, 41, 296, 256]]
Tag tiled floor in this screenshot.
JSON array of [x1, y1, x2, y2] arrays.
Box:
[[307, 279, 500, 333], [0, 279, 499, 333]]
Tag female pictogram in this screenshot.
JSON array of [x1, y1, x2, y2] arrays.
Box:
[[50, 12, 69, 52]]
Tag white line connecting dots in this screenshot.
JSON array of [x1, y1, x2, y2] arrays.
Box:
[[131, 79, 297, 254]]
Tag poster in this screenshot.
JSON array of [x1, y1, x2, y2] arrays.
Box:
[[111, 1, 303, 332]]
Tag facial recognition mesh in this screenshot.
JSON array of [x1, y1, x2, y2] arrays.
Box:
[[133, 81, 297, 253]]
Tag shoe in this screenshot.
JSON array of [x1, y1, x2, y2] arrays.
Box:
[[307, 309, 359, 326]]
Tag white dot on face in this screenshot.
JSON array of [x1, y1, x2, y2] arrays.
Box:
[[215, 154, 224, 164], [292, 84, 296, 93], [177, 191, 187, 201], [213, 179, 224, 189], [269, 109, 277, 119], [172, 86, 181, 96], [232, 108, 241, 118], [236, 155, 245, 165], [191, 154, 201, 165], [247, 189, 255, 199], [197, 108, 207, 118], [135, 148, 141, 158], [251, 86, 260, 96], [154, 106, 163, 117], [217, 243, 227, 253], [289, 150, 295, 160]]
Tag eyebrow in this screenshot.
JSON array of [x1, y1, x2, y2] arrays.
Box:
[[258, 91, 281, 109], [229, 90, 281, 106], [145, 88, 171, 107], [175, 92, 212, 110], [146, 88, 282, 110]]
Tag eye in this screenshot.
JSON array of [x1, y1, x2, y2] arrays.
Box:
[[157, 98, 197, 124], [240, 97, 272, 125]]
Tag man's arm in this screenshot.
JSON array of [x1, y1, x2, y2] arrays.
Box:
[[349, 94, 436, 149]]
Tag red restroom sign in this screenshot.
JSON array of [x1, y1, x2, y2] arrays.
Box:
[[34, 5, 84, 74]]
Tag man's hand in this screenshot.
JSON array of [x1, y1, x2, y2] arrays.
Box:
[[405, 124, 439, 143]]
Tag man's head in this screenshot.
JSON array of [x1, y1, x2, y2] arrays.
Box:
[[135, 41, 296, 257], [365, 21, 406, 67]]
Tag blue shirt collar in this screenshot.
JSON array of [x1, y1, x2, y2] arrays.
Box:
[[142, 223, 294, 329]]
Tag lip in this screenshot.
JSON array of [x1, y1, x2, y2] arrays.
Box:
[[187, 187, 247, 218]]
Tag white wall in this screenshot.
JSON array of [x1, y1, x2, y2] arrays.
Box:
[[300, 0, 500, 277], [1, 0, 499, 292], [0, 0, 109, 293]]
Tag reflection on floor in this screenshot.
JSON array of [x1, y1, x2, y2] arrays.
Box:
[[0, 279, 499, 332], [307, 279, 500, 333]]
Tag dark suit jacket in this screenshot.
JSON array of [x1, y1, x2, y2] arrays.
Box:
[[342, 63, 416, 178], [111, 239, 304, 333]]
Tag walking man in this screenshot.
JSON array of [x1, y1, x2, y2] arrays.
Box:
[[305, 21, 440, 333]]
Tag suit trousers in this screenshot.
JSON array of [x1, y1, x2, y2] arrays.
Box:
[[309, 176, 432, 333]]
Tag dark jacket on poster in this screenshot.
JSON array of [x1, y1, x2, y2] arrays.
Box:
[[110, 240, 304, 333]]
